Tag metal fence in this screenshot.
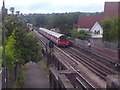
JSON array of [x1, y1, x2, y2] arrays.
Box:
[[104, 41, 118, 51], [90, 40, 104, 49], [74, 39, 88, 46], [74, 39, 118, 51]]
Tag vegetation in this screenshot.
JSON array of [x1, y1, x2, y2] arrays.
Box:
[[0, 23, 2, 45], [101, 17, 119, 43], [0, 22, 2, 68], [70, 29, 91, 40], [0, 46, 2, 68], [39, 59, 49, 78], [22, 12, 103, 35], [5, 13, 41, 67], [12, 66, 26, 88], [4, 7, 42, 87]]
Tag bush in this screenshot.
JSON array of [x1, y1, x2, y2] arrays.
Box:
[[17, 75, 25, 86]]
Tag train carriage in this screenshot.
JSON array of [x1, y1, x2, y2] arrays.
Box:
[[39, 28, 70, 47]]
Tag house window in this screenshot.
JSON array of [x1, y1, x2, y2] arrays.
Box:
[[94, 30, 97, 34], [97, 30, 100, 34], [94, 30, 100, 34]]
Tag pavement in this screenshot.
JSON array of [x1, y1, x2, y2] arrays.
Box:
[[23, 62, 50, 88]]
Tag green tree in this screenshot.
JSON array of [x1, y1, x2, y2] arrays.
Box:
[[5, 14, 26, 38], [35, 15, 47, 27], [101, 17, 119, 43], [5, 13, 41, 65], [6, 35, 16, 67], [70, 29, 80, 39], [70, 29, 91, 40], [16, 11, 20, 15], [9, 7, 15, 14], [101, 19, 113, 42]]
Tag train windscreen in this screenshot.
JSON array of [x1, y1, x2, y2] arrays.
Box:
[[60, 36, 68, 41]]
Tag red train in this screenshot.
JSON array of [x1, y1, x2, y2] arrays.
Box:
[[39, 28, 70, 47]]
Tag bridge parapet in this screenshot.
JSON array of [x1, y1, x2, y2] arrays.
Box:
[[106, 75, 120, 89]]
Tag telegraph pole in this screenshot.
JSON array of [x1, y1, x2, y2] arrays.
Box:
[[118, 2, 120, 70], [2, 0, 7, 88]]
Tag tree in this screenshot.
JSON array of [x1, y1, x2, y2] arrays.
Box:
[[35, 15, 47, 27], [101, 19, 113, 42], [16, 11, 20, 16], [5, 12, 41, 65], [70, 29, 91, 40], [70, 29, 80, 39], [78, 30, 91, 40], [6, 35, 16, 67], [5, 14, 27, 38], [101, 17, 119, 43], [9, 7, 15, 14]]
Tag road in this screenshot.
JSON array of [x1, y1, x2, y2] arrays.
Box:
[[23, 62, 49, 88]]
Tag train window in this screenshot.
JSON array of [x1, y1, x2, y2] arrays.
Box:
[[60, 36, 68, 41]]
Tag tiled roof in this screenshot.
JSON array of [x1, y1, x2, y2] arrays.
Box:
[[78, 16, 103, 29], [104, 2, 119, 19], [75, 2, 119, 29]]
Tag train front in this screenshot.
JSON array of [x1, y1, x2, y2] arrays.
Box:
[[58, 35, 69, 47]]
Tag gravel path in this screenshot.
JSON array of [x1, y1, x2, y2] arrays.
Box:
[[23, 62, 49, 88]]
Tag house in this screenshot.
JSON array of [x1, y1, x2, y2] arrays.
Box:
[[74, 2, 119, 40], [77, 16, 103, 40]]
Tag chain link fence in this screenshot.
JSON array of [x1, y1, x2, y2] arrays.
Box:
[[75, 39, 118, 51]]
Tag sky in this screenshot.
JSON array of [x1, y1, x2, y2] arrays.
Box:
[[0, 0, 119, 14]]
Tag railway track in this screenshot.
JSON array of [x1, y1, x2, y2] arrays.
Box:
[[54, 46, 106, 88], [61, 47, 119, 80], [74, 45, 118, 70], [53, 47, 96, 89], [70, 47, 119, 72]]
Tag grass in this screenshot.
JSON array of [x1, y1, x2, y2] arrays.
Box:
[[24, 63, 30, 70], [12, 65, 26, 88], [39, 60, 49, 78]]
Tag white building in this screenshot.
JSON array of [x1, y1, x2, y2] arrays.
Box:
[[76, 16, 103, 40], [90, 22, 103, 39]]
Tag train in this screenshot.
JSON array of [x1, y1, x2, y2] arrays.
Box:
[[38, 28, 70, 47]]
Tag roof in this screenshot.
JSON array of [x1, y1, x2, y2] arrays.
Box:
[[104, 2, 119, 19], [77, 16, 103, 29], [39, 28, 64, 38]]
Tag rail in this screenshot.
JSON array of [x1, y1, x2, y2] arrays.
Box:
[[54, 46, 105, 88]]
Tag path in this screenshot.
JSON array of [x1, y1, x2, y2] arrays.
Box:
[[23, 62, 49, 88]]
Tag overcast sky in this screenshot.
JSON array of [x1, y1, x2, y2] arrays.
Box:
[[0, 0, 119, 14]]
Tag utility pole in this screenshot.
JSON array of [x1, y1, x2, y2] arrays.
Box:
[[118, 1, 120, 70], [2, 0, 7, 88]]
